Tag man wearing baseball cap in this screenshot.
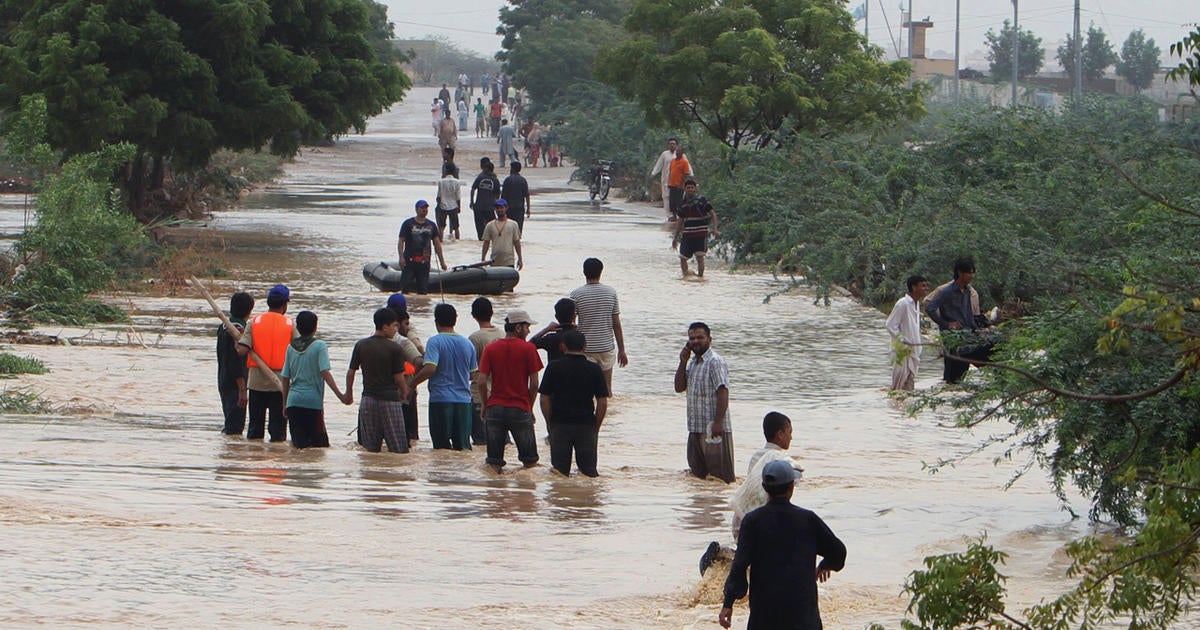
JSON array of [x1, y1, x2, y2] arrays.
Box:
[[720, 459, 846, 629], [480, 198, 523, 270], [477, 309, 544, 472], [236, 284, 296, 441], [397, 199, 447, 295]]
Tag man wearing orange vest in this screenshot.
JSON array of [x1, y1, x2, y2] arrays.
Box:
[[237, 284, 296, 441]]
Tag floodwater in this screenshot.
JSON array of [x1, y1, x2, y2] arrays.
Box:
[[0, 88, 1095, 628]]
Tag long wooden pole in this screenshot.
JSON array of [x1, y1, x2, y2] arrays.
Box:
[[190, 275, 283, 390]]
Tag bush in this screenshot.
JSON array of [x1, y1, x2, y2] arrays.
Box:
[[0, 352, 46, 375]]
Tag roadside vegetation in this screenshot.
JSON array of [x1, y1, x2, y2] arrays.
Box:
[[0, 351, 45, 375], [497, 3, 1200, 624]]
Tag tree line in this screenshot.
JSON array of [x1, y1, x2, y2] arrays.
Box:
[[983, 21, 1162, 91]]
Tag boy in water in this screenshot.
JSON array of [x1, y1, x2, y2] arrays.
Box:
[[280, 311, 350, 448], [218, 292, 254, 435]]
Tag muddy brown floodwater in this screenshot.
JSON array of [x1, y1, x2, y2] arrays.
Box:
[[0, 88, 1093, 628]]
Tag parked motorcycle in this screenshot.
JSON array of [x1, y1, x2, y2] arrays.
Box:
[[588, 159, 612, 201]]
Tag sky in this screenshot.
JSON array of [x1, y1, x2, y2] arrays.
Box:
[[381, 0, 1197, 69]]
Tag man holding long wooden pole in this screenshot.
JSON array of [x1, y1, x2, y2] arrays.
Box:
[[236, 284, 295, 442]]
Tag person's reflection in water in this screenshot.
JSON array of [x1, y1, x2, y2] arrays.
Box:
[[544, 477, 606, 525]]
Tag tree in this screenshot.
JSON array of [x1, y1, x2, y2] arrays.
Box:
[[406, 35, 497, 85], [1116, 28, 1161, 92], [495, 0, 628, 108], [985, 19, 1044, 82], [1167, 24, 1200, 89], [595, 0, 924, 151], [0, 0, 409, 218], [1057, 24, 1118, 83]]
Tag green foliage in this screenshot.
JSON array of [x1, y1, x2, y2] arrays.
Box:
[[596, 0, 924, 150], [1057, 24, 1118, 83], [0, 0, 409, 189], [404, 35, 496, 85], [901, 538, 1011, 630], [901, 449, 1200, 629], [0, 352, 46, 375], [497, 0, 629, 108], [541, 81, 670, 193], [1116, 29, 1161, 92], [1168, 25, 1200, 87], [985, 20, 1045, 81], [0, 388, 52, 413], [0, 93, 55, 179]]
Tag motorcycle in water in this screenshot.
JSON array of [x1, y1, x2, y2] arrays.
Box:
[[588, 159, 612, 201]]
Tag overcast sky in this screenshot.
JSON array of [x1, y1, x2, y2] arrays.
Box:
[[381, 0, 1196, 69]]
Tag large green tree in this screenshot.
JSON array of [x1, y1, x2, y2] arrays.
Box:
[[595, 0, 923, 150], [495, 0, 628, 107], [1056, 24, 1118, 83], [1116, 28, 1161, 91], [0, 0, 409, 217], [985, 19, 1044, 82]]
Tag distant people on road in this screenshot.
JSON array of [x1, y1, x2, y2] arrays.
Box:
[[469, 158, 500, 240], [456, 98, 468, 131], [667, 145, 694, 220], [474, 98, 486, 138], [431, 97, 443, 136], [437, 84, 452, 116], [437, 116, 457, 151], [885, 274, 930, 390], [497, 118, 518, 165], [489, 99, 503, 137], [570, 258, 628, 394], [650, 138, 679, 214], [672, 179, 719, 277], [674, 321, 734, 483]]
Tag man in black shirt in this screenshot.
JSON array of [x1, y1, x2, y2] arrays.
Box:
[[217, 292, 254, 435], [470, 158, 500, 240], [721, 460, 846, 629], [538, 330, 609, 477], [501, 160, 531, 232], [530, 298, 577, 364]]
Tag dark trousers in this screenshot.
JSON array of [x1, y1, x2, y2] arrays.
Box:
[[485, 405, 539, 467], [686, 431, 735, 483], [549, 422, 598, 477], [436, 207, 460, 235], [471, 402, 487, 445], [509, 207, 525, 233], [943, 345, 993, 383], [404, 389, 419, 441], [473, 207, 494, 240], [668, 186, 684, 217], [219, 383, 245, 435], [429, 402, 472, 450], [399, 259, 431, 294], [247, 389, 286, 441], [286, 407, 330, 448]]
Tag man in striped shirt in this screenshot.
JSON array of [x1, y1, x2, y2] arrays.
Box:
[[569, 258, 628, 394], [674, 321, 735, 483], [672, 179, 719, 277]]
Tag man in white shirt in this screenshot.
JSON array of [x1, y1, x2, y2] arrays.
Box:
[[649, 138, 678, 214], [885, 274, 930, 390]]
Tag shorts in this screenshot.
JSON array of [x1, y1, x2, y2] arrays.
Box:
[[585, 348, 617, 371], [679, 235, 707, 259]]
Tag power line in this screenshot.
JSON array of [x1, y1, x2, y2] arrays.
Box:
[[392, 20, 499, 37]]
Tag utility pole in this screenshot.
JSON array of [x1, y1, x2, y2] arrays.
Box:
[[1072, 0, 1082, 108], [907, 0, 914, 86], [954, 0, 961, 105], [1011, 0, 1019, 107]]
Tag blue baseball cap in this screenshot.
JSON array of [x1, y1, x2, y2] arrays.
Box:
[[386, 293, 407, 311], [494, 199, 508, 207], [415, 199, 429, 208], [267, 284, 290, 301], [762, 460, 797, 485]]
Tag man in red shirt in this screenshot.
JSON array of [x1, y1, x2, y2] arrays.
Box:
[[477, 309, 544, 473], [667, 145, 694, 220], [488, 99, 503, 137]]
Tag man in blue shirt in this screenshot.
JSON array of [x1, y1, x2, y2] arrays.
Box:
[[412, 304, 477, 450], [720, 460, 846, 629], [924, 257, 994, 383]]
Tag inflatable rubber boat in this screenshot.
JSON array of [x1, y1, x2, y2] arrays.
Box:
[[362, 261, 520, 295]]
